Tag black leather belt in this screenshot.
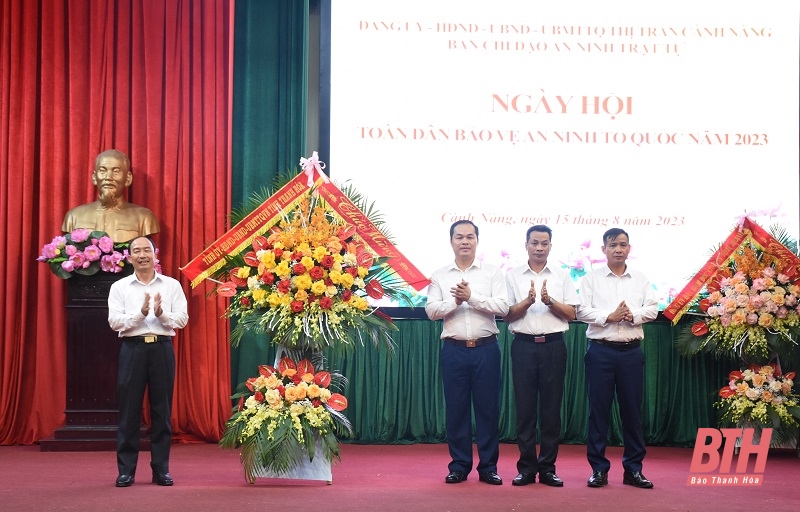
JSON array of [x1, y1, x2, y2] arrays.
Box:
[[443, 334, 497, 348], [514, 332, 564, 343], [124, 335, 173, 344], [588, 338, 641, 351]]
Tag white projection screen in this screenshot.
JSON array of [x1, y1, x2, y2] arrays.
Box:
[[328, 1, 800, 309]]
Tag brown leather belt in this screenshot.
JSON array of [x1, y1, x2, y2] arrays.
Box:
[[514, 332, 564, 343], [124, 335, 173, 344], [443, 335, 497, 348], [588, 338, 641, 351]]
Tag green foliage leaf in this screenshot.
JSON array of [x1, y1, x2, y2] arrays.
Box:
[[674, 321, 714, 358], [50, 262, 72, 279]]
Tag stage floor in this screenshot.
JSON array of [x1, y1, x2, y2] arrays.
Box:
[[1, 442, 798, 511]]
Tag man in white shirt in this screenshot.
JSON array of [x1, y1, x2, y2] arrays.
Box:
[[108, 236, 188, 487], [504, 225, 578, 487], [577, 228, 658, 489], [425, 220, 509, 485]]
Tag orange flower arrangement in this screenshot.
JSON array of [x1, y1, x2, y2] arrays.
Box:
[[220, 356, 351, 482], [220, 193, 406, 351]]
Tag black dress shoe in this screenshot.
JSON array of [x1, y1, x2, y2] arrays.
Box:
[[623, 471, 653, 489], [587, 471, 608, 487], [445, 471, 467, 484], [478, 471, 503, 485], [115, 474, 134, 487], [152, 473, 174, 486], [539, 472, 564, 487], [512, 473, 536, 486]]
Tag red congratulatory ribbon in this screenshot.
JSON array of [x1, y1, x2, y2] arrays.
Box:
[[316, 182, 430, 291], [181, 167, 430, 291], [180, 172, 311, 287], [663, 218, 800, 323]]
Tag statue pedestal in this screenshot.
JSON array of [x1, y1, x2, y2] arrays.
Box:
[[40, 271, 148, 451]]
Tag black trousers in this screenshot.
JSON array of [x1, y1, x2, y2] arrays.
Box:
[[440, 340, 501, 475], [584, 341, 646, 473], [117, 339, 175, 476], [511, 335, 567, 475]]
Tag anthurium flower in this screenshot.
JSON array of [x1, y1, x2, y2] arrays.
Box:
[[243, 251, 259, 267], [728, 370, 744, 381], [326, 393, 348, 412], [366, 280, 384, 300], [277, 357, 297, 373], [217, 282, 238, 297], [251, 235, 268, 251], [314, 371, 331, 387]]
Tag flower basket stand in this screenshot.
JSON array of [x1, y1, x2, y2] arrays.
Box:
[[253, 437, 332, 484], [255, 346, 332, 483], [232, 346, 339, 484]]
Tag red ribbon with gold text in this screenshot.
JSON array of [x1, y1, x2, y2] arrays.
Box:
[[180, 172, 311, 287], [663, 218, 800, 323], [316, 182, 430, 290], [181, 168, 430, 291]]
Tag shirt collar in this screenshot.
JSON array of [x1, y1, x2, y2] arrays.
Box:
[[448, 258, 482, 271], [603, 265, 630, 277], [524, 261, 553, 275], [131, 272, 163, 286]]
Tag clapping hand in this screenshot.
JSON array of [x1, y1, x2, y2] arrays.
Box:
[[451, 279, 472, 305], [527, 280, 537, 305], [141, 292, 151, 316], [153, 292, 163, 317], [140, 291, 164, 317], [541, 279, 552, 306]]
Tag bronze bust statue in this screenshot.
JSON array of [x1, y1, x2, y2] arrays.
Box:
[[61, 149, 159, 243]]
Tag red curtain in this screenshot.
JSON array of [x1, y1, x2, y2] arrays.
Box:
[[0, 0, 233, 444]]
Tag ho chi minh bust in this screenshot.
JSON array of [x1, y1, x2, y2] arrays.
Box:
[[61, 149, 160, 243]]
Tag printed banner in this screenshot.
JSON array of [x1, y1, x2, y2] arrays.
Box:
[[663, 218, 800, 323]]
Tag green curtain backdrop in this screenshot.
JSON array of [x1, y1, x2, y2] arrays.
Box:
[[230, 0, 310, 390]]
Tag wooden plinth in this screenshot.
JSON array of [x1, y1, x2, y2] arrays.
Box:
[[40, 270, 148, 452]]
